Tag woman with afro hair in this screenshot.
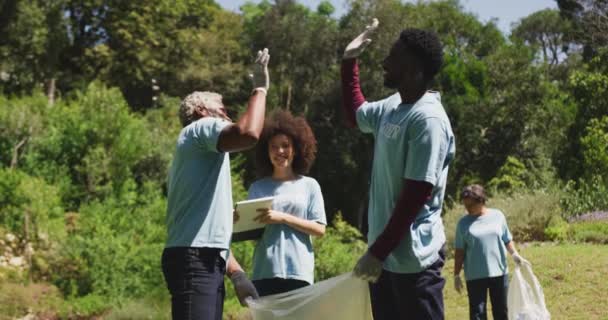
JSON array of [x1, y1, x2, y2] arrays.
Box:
[[244, 109, 326, 296]]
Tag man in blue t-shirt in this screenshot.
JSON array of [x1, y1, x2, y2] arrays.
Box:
[[162, 49, 270, 320], [341, 19, 455, 319]]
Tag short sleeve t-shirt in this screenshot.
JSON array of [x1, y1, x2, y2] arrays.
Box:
[[356, 91, 456, 273], [454, 208, 513, 281], [165, 117, 233, 250], [248, 176, 327, 284]]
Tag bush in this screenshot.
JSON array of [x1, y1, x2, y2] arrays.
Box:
[[544, 215, 570, 242], [52, 181, 166, 301], [444, 188, 564, 252], [0, 168, 64, 241], [570, 221, 608, 244], [560, 176, 608, 218], [313, 212, 367, 281]]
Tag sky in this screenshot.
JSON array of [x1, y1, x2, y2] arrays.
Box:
[[215, 0, 558, 34]]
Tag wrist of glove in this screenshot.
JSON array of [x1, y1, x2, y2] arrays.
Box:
[[230, 270, 259, 306], [353, 251, 383, 283]]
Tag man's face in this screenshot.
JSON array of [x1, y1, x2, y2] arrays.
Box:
[[383, 40, 421, 89], [200, 102, 231, 122]]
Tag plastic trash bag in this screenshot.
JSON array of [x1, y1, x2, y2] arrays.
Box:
[[248, 272, 373, 320], [508, 261, 550, 320]]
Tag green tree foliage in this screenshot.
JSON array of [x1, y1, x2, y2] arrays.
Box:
[[512, 9, 573, 66], [0, 168, 64, 239]]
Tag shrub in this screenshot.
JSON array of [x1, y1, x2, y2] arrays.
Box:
[[570, 221, 608, 244], [444, 188, 563, 251], [544, 215, 570, 242], [0, 168, 64, 241], [560, 176, 608, 218], [313, 212, 367, 281]]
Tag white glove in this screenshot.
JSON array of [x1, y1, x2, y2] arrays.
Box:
[[454, 274, 464, 294], [353, 251, 383, 283], [250, 48, 270, 92], [343, 18, 379, 59], [512, 252, 528, 266]]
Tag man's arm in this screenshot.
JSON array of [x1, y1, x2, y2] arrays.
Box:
[[217, 90, 266, 152], [354, 179, 433, 282], [368, 179, 433, 260], [341, 19, 378, 128], [341, 59, 366, 128], [218, 49, 270, 153]]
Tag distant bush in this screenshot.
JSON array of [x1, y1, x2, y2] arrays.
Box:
[[560, 176, 608, 218], [444, 188, 563, 251], [0, 168, 64, 241], [314, 212, 367, 281], [51, 181, 166, 301]]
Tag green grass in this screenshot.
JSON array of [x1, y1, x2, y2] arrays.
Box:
[[443, 243, 608, 320], [2, 243, 606, 319]]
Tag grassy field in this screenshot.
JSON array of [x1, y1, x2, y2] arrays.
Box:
[[2, 242, 607, 319], [443, 242, 608, 320]]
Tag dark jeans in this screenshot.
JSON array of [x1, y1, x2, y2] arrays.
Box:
[[369, 249, 446, 320], [253, 278, 310, 297], [466, 275, 509, 320], [161, 247, 226, 320]]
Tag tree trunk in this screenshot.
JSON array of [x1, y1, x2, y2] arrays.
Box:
[[46, 78, 56, 106]]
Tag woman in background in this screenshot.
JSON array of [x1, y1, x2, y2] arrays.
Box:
[[453, 184, 527, 320]]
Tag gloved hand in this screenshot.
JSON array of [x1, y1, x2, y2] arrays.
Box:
[[230, 270, 259, 306], [250, 48, 270, 93], [353, 251, 383, 283], [454, 274, 464, 294], [343, 18, 379, 59], [512, 252, 527, 266]]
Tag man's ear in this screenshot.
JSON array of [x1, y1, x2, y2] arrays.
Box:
[[194, 106, 208, 118]]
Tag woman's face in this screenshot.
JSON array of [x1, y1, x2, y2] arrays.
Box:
[[462, 197, 480, 213], [268, 133, 295, 169]]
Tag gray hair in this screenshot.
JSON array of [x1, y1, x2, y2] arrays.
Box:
[[179, 91, 223, 127]]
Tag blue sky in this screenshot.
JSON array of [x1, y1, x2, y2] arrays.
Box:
[[216, 0, 558, 34]]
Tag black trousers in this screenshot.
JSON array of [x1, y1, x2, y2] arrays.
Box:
[[369, 249, 446, 320], [161, 247, 226, 320], [253, 277, 310, 297], [466, 275, 509, 320]]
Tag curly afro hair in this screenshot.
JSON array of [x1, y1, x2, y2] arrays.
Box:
[[399, 29, 443, 82], [255, 110, 317, 178]]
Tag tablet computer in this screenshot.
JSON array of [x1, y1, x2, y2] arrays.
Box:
[[232, 196, 274, 241]]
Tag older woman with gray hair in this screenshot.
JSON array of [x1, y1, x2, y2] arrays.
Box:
[[453, 184, 527, 320], [162, 49, 270, 320]]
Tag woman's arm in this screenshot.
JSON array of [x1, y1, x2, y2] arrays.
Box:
[[254, 208, 326, 237], [454, 248, 465, 276]]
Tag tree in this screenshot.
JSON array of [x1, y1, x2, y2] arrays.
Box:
[[512, 9, 573, 66]]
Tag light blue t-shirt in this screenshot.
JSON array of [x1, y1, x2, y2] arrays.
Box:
[[455, 208, 513, 281], [357, 91, 455, 273], [165, 117, 233, 250], [248, 176, 327, 284]]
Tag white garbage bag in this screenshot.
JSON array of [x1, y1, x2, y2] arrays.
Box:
[[508, 261, 550, 320], [248, 272, 373, 320]]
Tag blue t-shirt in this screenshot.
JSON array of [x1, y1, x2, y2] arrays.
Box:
[[248, 176, 327, 284], [357, 91, 455, 273], [165, 117, 233, 250], [454, 208, 513, 281]]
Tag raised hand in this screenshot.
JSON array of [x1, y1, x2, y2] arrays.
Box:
[[343, 18, 379, 59], [250, 48, 270, 93]]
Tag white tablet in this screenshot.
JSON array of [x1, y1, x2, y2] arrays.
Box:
[[232, 196, 274, 241]]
